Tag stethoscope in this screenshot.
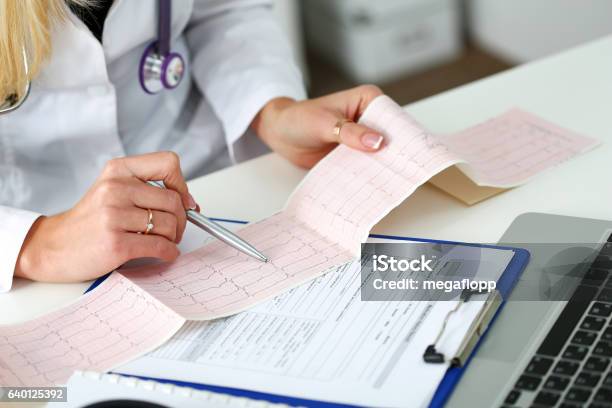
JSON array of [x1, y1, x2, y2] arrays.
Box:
[[0, 47, 30, 115], [139, 0, 185, 94], [0, 0, 185, 115]]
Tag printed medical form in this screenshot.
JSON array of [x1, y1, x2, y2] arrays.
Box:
[[118, 245, 515, 407]]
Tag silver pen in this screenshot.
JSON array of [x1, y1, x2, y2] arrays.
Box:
[[148, 181, 268, 262]]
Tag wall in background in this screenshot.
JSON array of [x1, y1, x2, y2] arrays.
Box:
[[468, 0, 612, 63], [272, 1, 612, 104], [272, 0, 307, 77]]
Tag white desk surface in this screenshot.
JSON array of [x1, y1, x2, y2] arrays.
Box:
[[2, 36, 611, 327]]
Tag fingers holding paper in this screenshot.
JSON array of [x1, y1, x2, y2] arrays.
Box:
[[324, 84, 386, 150], [14, 152, 193, 283], [251, 85, 386, 168], [333, 120, 385, 151]]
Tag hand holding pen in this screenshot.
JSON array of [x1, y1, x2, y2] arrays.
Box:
[[13, 152, 266, 284]]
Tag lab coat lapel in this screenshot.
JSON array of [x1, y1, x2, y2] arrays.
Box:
[[5, 3, 127, 214], [36, 5, 108, 88]]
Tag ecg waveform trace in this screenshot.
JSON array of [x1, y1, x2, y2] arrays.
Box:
[[442, 108, 599, 187], [123, 212, 353, 320], [0, 273, 184, 386]]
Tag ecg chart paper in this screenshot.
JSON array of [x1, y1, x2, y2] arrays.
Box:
[[122, 95, 599, 321], [0, 273, 184, 386], [441, 108, 600, 188]]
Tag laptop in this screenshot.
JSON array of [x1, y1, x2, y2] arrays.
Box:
[[447, 213, 612, 408]]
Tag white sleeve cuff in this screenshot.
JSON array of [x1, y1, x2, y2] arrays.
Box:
[[226, 82, 306, 163], [226, 81, 307, 146], [0, 207, 41, 293]]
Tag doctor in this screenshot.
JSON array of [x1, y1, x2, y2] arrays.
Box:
[[0, 0, 384, 292]]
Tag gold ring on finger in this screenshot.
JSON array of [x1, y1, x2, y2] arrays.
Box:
[[144, 209, 154, 235], [332, 118, 353, 139]]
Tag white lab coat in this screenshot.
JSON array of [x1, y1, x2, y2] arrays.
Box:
[[0, 0, 306, 292]]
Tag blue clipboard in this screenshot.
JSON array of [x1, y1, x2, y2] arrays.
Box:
[[85, 218, 530, 408]]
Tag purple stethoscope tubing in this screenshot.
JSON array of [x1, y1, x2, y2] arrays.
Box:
[[157, 0, 171, 56]]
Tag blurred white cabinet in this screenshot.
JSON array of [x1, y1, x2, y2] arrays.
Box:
[[468, 0, 612, 63], [303, 0, 463, 83]]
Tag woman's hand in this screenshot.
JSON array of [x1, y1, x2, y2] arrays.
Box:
[[15, 152, 197, 283], [252, 85, 385, 168]]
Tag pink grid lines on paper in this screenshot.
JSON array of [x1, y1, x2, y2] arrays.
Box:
[[0, 273, 184, 386]]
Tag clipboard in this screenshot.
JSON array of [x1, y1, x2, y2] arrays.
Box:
[[368, 234, 530, 408], [85, 218, 530, 408]]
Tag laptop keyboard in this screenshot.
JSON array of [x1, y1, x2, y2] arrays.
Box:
[[502, 235, 612, 408]]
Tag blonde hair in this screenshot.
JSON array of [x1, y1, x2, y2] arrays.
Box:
[[0, 0, 75, 102]]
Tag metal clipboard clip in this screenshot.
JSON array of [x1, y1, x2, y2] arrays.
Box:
[[423, 288, 503, 366]]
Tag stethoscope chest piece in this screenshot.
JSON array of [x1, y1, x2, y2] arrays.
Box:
[[138, 0, 185, 95], [139, 42, 185, 94]]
